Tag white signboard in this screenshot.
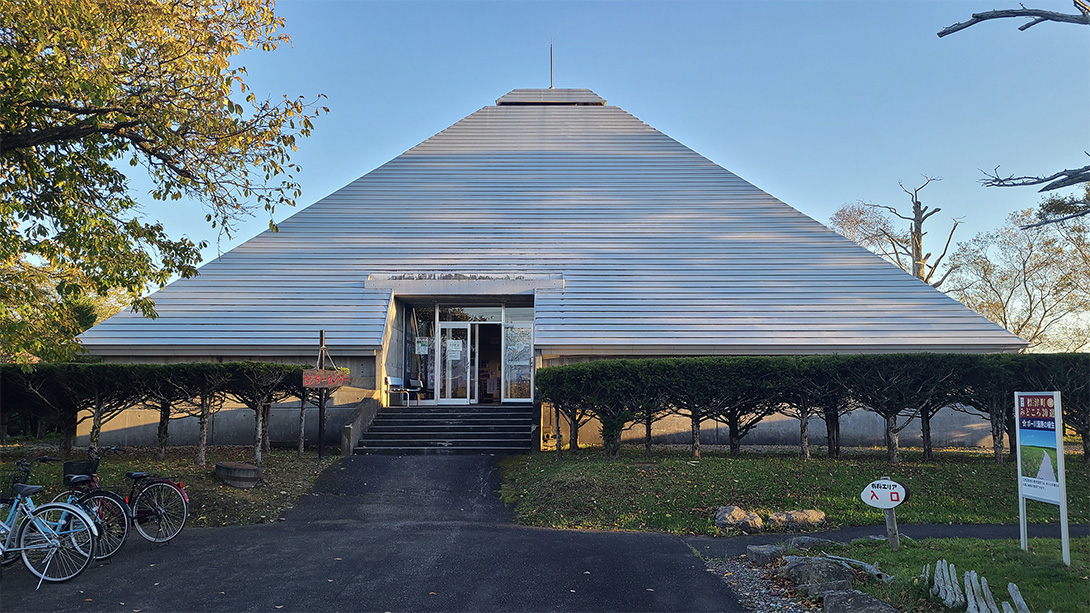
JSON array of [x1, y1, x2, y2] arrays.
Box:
[[860, 479, 909, 510], [1014, 391, 1069, 565], [1015, 392, 1065, 505], [414, 338, 430, 355]]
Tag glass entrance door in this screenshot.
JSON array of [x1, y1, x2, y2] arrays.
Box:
[[438, 323, 470, 404]]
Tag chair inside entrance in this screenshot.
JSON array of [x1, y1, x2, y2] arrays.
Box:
[[384, 376, 424, 406]]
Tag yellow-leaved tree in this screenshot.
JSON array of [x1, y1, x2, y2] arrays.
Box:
[[0, 0, 326, 362]]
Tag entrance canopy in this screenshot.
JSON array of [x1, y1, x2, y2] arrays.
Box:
[[80, 87, 1025, 359]]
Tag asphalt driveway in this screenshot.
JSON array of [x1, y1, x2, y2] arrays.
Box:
[[1, 455, 744, 612]]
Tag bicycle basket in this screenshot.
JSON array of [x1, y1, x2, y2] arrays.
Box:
[[62, 459, 100, 487], [1, 469, 23, 504]]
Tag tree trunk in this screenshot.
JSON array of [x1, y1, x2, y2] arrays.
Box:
[[920, 407, 933, 462], [253, 408, 264, 466], [601, 421, 622, 460], [824, 407, 841, 459], [157, 399, 170, 460], [799, 412, 810, 460], [1004, 413, 1017, 463], [297, 395, 307, 458], [989, 404, 1005, 463], [196, 396, 209, 466], [1082, 433, 1089, 465], [90, 408, 103, 449], [643, 415, 653, 456], [568, 415, 579, 452], [886, 414, 900, 463], [728, 424, 742, 456], [690, 413, 701, 459], [554, 402, 563, 461], [261, 403, 271, 453], [59, 420, 75, 457]]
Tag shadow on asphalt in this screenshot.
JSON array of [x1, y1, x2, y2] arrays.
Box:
[[0, 454, 743, 612]]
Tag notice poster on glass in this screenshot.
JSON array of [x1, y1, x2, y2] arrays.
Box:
[[446, 339, 463, 361], [1014, 391, 1070, 565]]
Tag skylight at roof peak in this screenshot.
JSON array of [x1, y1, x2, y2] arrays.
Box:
[[496, 88, 605, 106]]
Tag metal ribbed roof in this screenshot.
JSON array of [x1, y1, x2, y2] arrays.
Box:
[[80, 88, 1025, 356], [496, 88, 605, 105]]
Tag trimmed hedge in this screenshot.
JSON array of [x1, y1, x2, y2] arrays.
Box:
[[535, 353, 1090, 463], [0, 361, 305, 464]]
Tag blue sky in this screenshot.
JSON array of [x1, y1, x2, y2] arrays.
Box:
[[146, 0, 1089, 264]]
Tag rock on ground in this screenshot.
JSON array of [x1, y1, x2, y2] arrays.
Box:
[[822, 589, 899, 613], [777, 556, 855, 586], [715, 505, 764, 533], [767, 510, 827, 531], [746, 544, 786, 566], [781, 536, 841, 550]]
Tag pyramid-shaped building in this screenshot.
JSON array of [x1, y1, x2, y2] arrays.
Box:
[[82, 88, 1025, 405]]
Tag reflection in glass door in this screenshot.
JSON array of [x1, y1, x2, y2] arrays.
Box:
[[502, 325, 533, 401], [439, 323, 470, 404]]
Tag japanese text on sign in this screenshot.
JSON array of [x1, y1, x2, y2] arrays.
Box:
[[860, 479, 910, 510], [303, 369, 350, 389]]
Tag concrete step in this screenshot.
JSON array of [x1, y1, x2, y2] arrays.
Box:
[[371, 418, 533, 427], [355, 445, 532, 456], [366, 425, 534, 434], [355, 404, 537, 456], [361, 430, 533, 441], [359, 436, 529, 447]]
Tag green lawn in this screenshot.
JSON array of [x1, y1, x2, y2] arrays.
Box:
[[0, 445, 338, 527], [816, 537, 1089, 613], [499, 447, 1090, 535]]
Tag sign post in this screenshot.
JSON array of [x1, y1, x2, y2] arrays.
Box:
[[860, 476, 910, 550], [1014, 391, 1070, 566], [303, 331, 350, 460]]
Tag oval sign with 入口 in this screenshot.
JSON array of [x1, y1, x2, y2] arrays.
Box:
[[860, 479, 910, 509]]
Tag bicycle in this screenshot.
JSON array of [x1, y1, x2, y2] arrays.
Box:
[[51, 448, 130, 560], [0, 460, 99, 586], [79, 447, 189, 543], [123, 469, 189, 543]]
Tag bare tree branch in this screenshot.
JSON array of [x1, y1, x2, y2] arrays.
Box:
[[1022, 205, 1090, 228], [938, 6, 1090, 37], [925, 219, 961, 287], [983, 162, 1090, 192]]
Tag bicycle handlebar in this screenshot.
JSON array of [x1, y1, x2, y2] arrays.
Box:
[[87, 446, 125, 460], [14, 455, 57, 475]]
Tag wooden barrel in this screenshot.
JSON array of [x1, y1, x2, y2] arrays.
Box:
[[215, 462, 262, 489]]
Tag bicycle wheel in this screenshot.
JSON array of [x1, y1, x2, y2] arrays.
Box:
[[1, 503, 19, 567], [132, 482, 187, 543], [17, 503, 95, 582], [49, 490, 79, 505], [78, 491, 129, 560]]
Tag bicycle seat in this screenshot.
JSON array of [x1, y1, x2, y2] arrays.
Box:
[[66, 474, 92, 485], [125, 471, 149, 480], [13, 483, 43, 497]]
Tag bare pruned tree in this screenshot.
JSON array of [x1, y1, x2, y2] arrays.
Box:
[[830, 176, 960, 288], [939, 3, 1090, 225]]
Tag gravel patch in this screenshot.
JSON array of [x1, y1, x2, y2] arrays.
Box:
[[705, 554, 819, 612]]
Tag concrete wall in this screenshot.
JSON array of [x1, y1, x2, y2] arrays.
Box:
[[76, 397, 379, 448]]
